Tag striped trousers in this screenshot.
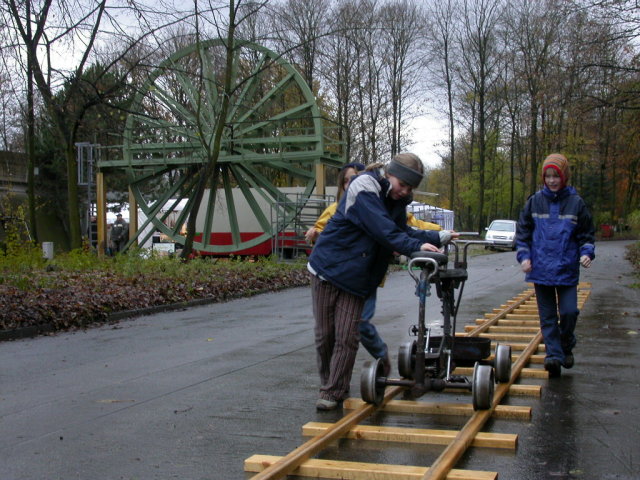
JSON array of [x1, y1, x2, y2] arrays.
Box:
[[311, 276, 364, 402]]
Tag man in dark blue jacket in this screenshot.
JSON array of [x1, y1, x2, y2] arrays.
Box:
[[308, 153, 455, 410], [516, 153, 595, 377]]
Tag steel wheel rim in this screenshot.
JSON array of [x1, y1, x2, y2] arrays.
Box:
[[472, 363, 495, 410], [398, 340, 416, 380], [361, 359, 385, 405], [495, 344, 512, 383]]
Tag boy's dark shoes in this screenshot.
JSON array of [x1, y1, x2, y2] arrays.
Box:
[[563, 353, 574, 369], [544, 358, 562, 377]]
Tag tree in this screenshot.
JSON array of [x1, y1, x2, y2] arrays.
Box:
[[181, 0, 269, 259], [380, 0, 424, 156], [503, 0, 567, 195], [457, 0, 502, 231], [3, 0, 191, 249], [426, 0, 459, 209], [321, 0, 361, 161], [0, 68, 21, 150], [271, 0, 330, 90], [4, 0, 111, 248]]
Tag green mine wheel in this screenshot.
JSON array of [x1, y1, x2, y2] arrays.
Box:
[[118, 39, 342, 253]]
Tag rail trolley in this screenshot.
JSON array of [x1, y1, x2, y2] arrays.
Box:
[[360, 240, 513, 410]]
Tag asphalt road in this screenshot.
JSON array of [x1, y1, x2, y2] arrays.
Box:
[[1, 240, 639, 480]]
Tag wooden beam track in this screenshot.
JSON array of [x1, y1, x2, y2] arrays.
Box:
[[245, 283, 591, 480]]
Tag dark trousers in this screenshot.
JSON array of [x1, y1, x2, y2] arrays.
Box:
[[359, 290, 388, 359], [534, 284, 579, 363], [311, 276, 364, 402]]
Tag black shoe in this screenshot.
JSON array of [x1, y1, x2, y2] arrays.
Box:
[[315, 398, 339, 411], [544, 358, 562, 378], [563, 353, 574, 369]]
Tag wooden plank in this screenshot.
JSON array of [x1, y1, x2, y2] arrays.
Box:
[[455, 366, 547, 378], [506, 314, 540, 320], [464, 290, 535, 337], [498, 342, 545, 352], [475, 333, 536, 341], [506, 384, 542, 396], [421, 331, 544, 480], [247, 385, 403, 480], [445, 383, 541, 396], [484, 313, 538, 320], [302, 423, 517, 449], [344, 399, 531, 420], [245, 455, 498, 480], [504, 315, 540, 321], [521, 354, 544, 364], [476, 319, 539, 326], [492, 307, 538, 314], [444, 383, 542, 397], [464, 325, 540, 334], [485, 353, 545, 364]]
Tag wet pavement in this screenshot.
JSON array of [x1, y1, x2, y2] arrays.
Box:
[[1, 240, 639, 480]]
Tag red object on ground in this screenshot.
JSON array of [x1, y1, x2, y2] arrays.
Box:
[[600, 224, 614, 238]]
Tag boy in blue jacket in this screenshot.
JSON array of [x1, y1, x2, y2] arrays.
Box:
[[308, 153, 455, 410], [516, 153, 595, 377]]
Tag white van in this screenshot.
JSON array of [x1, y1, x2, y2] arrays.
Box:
[[485, 219, 517, 250]]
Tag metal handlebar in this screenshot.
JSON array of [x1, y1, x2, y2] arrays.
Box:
[[407, 256, 440, 284], [448, 239, 492, 269]]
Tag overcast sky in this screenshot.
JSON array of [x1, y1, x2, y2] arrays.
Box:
[[408, 115, 448, 168]]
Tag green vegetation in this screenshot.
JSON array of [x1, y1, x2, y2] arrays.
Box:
[[0, 232, 310, 335]]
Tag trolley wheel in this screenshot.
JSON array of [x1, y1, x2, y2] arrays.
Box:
[[398, 340, 416, 380], [494, 343, 512, 383], [360, 358, 386, 405], [472, 363, 495, 410]]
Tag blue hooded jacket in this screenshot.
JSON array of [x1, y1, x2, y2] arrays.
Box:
[[308, 169, 442, 297], [516, 185, 595, 286]]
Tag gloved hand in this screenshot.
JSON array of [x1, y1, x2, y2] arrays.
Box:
[[580, 255, 592, 268]]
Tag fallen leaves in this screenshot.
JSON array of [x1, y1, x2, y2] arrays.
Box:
[[0, 265, 311, 335]]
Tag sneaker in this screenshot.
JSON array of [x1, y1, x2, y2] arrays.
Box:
[[544, 358, 562, 378], [563, 353, 574, 369], [315, 398, 339, 411]]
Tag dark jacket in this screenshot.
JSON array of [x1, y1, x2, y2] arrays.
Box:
[[111, 219, 128, 243], [516, 185, 595, 286], [308, 170, 442, 297]]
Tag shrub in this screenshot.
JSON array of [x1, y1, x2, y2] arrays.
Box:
[[0, 206, 46, 274], [626, 241, 640, 272], [0, 236, 310, 334], [627, 210, 640, 232]]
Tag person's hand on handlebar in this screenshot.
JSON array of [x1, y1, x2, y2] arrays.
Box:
[[438, 230, 460, 244], [420, 242, 440, 252], [420, 230, 460, 252]]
